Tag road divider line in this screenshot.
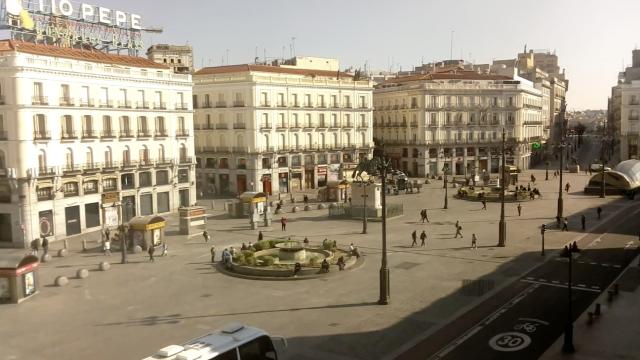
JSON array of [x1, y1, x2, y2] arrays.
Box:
[[521, 279, 600, 293]]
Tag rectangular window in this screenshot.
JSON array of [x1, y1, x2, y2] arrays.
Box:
[[157, 192, 170, 213], [85, 203, 100, 228], [99, 87, 108, 106], [121, 173, 135, 190], [139, 172, 152, 187], [156, 170, 169, 185], [140, 194, 153, 216], [177, 169, 189, 183]]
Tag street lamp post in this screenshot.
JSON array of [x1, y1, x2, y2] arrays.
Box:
[[560, 242, 580, 353], [540, 224, 546, 256], [361, 181, 369, 234], [120, 200, 131, 264], [545, 161, 550, 181], [378, 158, 390, 305], [557, 102, 567, 220], [443, 164, 449, 209], [498, 128, 507, 247]]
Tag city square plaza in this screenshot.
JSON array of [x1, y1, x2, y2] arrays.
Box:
[[0, 163, 638, 360]]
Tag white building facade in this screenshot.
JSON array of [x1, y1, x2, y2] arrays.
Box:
[[0, 40, 195, 248], [193, 62, 374, 196], [373, 68, 543, 177]]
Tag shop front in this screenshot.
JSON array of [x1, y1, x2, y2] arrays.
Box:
[[304, 165, 315, 189], [236, 174, 247, 194], [64, 205, 81, 236], [261, 174, 272, 195], [0, 254, 39, 304], [290, 170, 303, 191], [278, 172, 289, 193], [317, 166, 327, 187]]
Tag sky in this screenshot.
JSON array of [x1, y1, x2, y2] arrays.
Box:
[[12, 0, 640, 110]]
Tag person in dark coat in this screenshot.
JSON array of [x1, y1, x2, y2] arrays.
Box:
[[258, 231, 264, 241], [148, 245, 155, 262], [411, 230, 417, 247]]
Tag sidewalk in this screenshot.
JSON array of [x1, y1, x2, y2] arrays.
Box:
[[540, 256, 640, 360]]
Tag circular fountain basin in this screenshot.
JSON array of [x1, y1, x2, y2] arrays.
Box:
[[275, 241, 306, 262]]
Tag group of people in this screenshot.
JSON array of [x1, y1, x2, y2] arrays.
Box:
[[30, 236, 49, 257]]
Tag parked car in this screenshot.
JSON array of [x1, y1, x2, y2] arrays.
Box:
[[590, 163, 611, 172]]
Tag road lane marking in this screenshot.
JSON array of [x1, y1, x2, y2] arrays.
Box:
[[517, 318, 550, 326], [521, 279, 601, 293]]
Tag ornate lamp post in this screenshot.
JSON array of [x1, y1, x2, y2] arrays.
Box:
[[119, 199, 132, 264], [560, 242, 580, 353], [557, 102, 567, 220], [442, 164, 449, 209], [498, 128, 507, 247], [545, 161, 550, 181]]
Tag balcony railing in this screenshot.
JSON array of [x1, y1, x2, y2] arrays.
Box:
[[118, 100, 132, 108], [83, 162, 102, 173], [233, 100, 245, 107], [59, 97, 75, 106], [139, 159, 154, 168], [137, 130, 152, 138], [345, 103, 353, 109], [179, 156, 193, 165], [38, 167, 56, 177], [101, 130, 116, 139], [37, 188, 55, 201], [260, 123, 272, 130], [63, 188, 79, 198], [175, 102, 189, 110], [201, 102, 212, 109], [79, 99, 95, 107], [156, 159, 173, 167], [61, 131, 78, 140], [121, 160, 138, 169], [82, 130, 98, 139], [175, 129, 190, 137], [232, 146, 248, 153], [154, 102, 167, 110], [32, 96, 48, 105], [136, 101, 150, 109], [215, 101, 227, 108], [98, 100, 114, 108], [102, 161, 119, 171], [62, 164, 82, 174], [233, 123, 246, 129], [215, 123, 228, 130], [292, 102, 300, 108], [277, 103, 287, 108], [154, 130, 168, 138], [119, 130, 135, 138]]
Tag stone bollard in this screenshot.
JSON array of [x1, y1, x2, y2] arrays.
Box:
[[76, 268, 89, 279], [57, 249, 68, 257], [41, 253, 52, 263], [594, 303, 601, 316], [82, 239, 87, 252], [291, 206, 299, 213], [99, 261, 111, 271], [54, 276, 69, 287], [304, 205, 311, 211], [133, 245, 143, 254]]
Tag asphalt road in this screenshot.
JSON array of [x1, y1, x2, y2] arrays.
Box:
[[397, 202, 640, 360]]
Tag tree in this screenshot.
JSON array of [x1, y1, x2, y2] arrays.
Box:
[[573, 122, 587, 146]]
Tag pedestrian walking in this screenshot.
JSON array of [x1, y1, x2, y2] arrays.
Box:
[[471, 233, 478, 249], [420, 209, 426, 223], [455, 220, 460, 231], [420, 231, 427, 247], [258, 231, 263, 241], [562, 217, 569, 231], [103, 238, 111, 256], [481, 199, 487, 210], [161, 243, 168, 256], [530, 174, 536, 184], [104, 229, 110, 244], [210, 245, 216, 263], [411, 230, 418, 247], [455, 224, 463, 238], [30, 239, 39, 256], [281, 217, 287, 231], [597, 206, 602, 220], [581, 214, 586, 231], [517, 203, 522, 216], [41, 236, 49, 255], [202, 230, 210, 243], [565, 182, 571, 193], [148, 245, 155, 262]]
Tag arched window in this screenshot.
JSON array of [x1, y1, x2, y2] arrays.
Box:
[[361, 132, 366, 147], [279, 134, 285, 149], [38, 150, 47, 171], [122, 146, 130, 165], [237, 134, 244, 147], [158, 145, 165, 162], [104, 146, 113, 167], [332, 133, 338, 147], [294, 133, 299, 149], [307, 133, 312, 147], [320, 133, 326, 148], [85, 147, 93, 167], [264, 134, 270, 149], [65, 148, 74, 170], [179, 144, 187, 162], [346, 133, 351, 146], [219, 134, 226, 147], [140, 145, 149, 164]]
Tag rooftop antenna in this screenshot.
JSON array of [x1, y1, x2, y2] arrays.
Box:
[[225, 49, 229, 65], [255, 46, 258, 63], [291, 37, 296, 57], [450, 30, 454, 60]]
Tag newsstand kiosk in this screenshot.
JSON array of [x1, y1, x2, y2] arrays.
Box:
[[0, 254, 39, 304]]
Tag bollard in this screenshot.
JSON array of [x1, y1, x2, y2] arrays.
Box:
[[99, 261, 111, 271], [82, 239, 87, 252], [613, 283, 619, 295], [41, 253, 52, 263], [54, 276, 69, 287], [587, 312, 594, 325], [594, 303, 601, 316], [57, 249, 68, 257], [76, 268, 89, 279]]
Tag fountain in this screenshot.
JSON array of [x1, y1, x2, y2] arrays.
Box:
[[275, 241, 306, 262]]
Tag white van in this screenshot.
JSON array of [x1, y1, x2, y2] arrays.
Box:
[[142, 323, 287, 360]]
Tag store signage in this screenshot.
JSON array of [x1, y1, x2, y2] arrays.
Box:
[[2, 0, 143, 51], [102, 192, 119, 204]]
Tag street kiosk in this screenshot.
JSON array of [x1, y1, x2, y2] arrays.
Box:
[[128, 216, 166, 250], [0, 254, 39, 304]]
